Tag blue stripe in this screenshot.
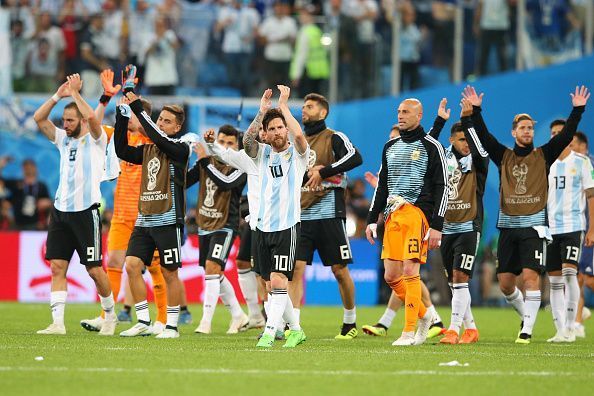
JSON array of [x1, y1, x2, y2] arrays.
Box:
[[443, 220, 474, 235], [301, 192, 335, 220], [66, 140, 77, 211], [257, 146, 270, 229], [286, 146, 296, 227], [497, 209, 546, 228], [554, 162, 565, 231], [83, 135, 92, 208]]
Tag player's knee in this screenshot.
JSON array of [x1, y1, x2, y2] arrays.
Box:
[[452, 270, 470, 283], [85, 265, 104, 281], [125, 259, 143, 276], [205, 261, 222, 275], [160, 266, 178, 281], [50, 260, 68, 278], [584, 275, 594, 290], [498, 283, 515, 295], [270, 273, 288, 289], [331, 264, 349, 281], [236, 259, 251, 270]]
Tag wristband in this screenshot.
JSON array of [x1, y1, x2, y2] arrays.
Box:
[[99, 94, 111, 106], [51, 94, 61, 103]]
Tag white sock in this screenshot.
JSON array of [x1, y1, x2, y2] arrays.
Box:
[[294, 308, 301, 324], [134, 300, 150, 325], [219, 275, 244, 319], [264, 289, 287, 337], [283, 294, 301, 331], [378, 307, 396, 329], [166, 305, 180, 330], [50, 291, 67, 326], [201, 275, 220, 324], [427, 304, 442, 324], [562, 267, 579, 329], [343, 307, 356, 324], [548, 275, 566, 333], [463, 300, 477, 330], [238, 269, 261, 318], [504, 287, 525, 319], [449, 283, 469, 333], [522, 290, 541, 335], [264, 294, 271, 317], [99, 292, 115, 320]]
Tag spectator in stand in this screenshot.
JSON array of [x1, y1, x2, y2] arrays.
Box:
[[129, 0, 156, 86], [526, 0, 579, 53], [258, 1, 297, 89], [8, 0, 35, 39], [399, 1, 422, 91], [100, 0, 126, 74], [474, 0, 511, 76], [215, 0, 260, 96], [142, 15, 179, 95], [10, 19, 29, 92], [26, 37, 59, 92], [58, 0, 87, 75], [342, 0, 378, 98], [33, 11, 65, 82], [289, 4, 329, 97], [157, 0, 181, 28], [431, 0, 456, 74], [79, 13, 110, 97], [0, 157, 51, 230]]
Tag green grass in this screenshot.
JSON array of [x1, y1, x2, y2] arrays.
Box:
[[0, 303, 592, 396]]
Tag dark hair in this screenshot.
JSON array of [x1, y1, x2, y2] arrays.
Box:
[[450, 121, 464, 136], [162, 104, 185, 126], [140, 98, 152, 115], [218, 124, 239, 138], [575, 131, 588, 147], [304, 93, 330, 118], [64, 102, 83, 118], [262, 108, 286, 131], [549, 119, 566, 129], [512, 113, 535, 130]]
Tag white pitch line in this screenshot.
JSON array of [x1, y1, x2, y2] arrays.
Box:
[[0, 366, 591, 378]]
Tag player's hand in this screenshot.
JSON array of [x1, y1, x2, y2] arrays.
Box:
[[585, 227, 594, 247], [437, 98, 451, 121], [203, 128, 216, 143], [100, 69, 121, 97], [193, 142, 209, 160], [462, 85, 484, 108], [55, 81, 72, 98], [124, 91, 139, 103], [277, 85, 290, 107], [571, 85, 590, 107], [305, 169, 323, 189], [66, 74, 83, 93], [460, 98, 473, 117], [259, 89, 273, 113], [122, 64, 139, 91], [364, 171, 378, 189], [366, 223, 378, 245], [424, 228, 442, 250]]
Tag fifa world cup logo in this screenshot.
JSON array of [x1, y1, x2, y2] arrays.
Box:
[[307, 150, 317, 170], [512, 164, 528, 195], [147, 158, 161, 191], [448, 168, 462, 200], [204, 178, 217, 207]]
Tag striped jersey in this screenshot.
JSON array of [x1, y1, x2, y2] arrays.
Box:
[[53, 127, 107, 212], [136, 164, 177, 227], [104, 126, 153, 224], [368, 126, 448, 231], [547, 151, 594, 235]]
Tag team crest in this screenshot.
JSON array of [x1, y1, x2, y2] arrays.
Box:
[[283, 150, 292, 161], [570, 168, 577, 175], [411, 150, 420, 161]]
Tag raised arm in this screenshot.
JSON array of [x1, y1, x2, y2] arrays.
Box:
[[113, 104, 143, 165], [94, 69, 122, 123], [33, 81, 72, 142], [277, 85, 308, 155], [125, 92, 190, 161], [428, 98, 450, 139], [460, 98, 489, 167], [541, 86, 589, 165], [462, 86, 506, 166], [244, 89, 272, 158], [205, 129, 258, 174], [67, 74, 103, 140]]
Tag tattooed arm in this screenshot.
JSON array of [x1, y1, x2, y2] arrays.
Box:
[[244, 89, 272, 158]]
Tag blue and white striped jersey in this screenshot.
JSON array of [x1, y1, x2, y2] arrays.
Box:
[[547, 151, 594, 235], [53, 127, 107, 212]]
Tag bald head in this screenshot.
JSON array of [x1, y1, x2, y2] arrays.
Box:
[[397, 98, 423, 132]]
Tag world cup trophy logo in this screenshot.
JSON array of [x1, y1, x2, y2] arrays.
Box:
[[204, 178, 217, 207], [147, 157, 161, 191], [448, 168, 462, 200], [512, 163, 528, 195], [307, 150, 317, 170]]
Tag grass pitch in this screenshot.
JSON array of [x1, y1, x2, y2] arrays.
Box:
[[0, 303, 592, 396]]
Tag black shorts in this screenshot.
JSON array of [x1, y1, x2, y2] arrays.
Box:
[[440, 231, 480, 281], [236, 222, 253, 263], [198, 229, 235, 268], [254, 224, 300, 281], [127, 224, 183, 270], [546, 231, 583, 272], [497, 228, 547, 275], [45, 205, 103, 267], [296, 218, 353, 266]]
